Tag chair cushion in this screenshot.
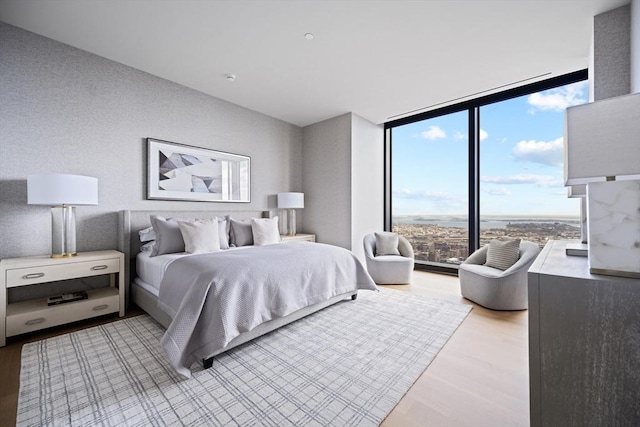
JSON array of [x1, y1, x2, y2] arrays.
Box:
[[371, 254, 413, 264], [485, 239, 520, 270], [375, 232, 401, 256], [459, 263, 505, 278]]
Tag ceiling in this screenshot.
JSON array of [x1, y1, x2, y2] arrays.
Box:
[[0, 0, 629, 127]]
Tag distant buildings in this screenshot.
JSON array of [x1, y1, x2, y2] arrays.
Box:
[[394, 221, 580, 265]]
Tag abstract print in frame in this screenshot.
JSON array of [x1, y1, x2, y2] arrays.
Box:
[[147, 138, 250, 202]]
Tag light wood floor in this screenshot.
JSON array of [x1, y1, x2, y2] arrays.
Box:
[[380, 272, 530, 427], [0, 272, 529, 427]]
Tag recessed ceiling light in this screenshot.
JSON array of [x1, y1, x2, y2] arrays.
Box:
[[225, 74, 236, 82], [304, 33, 314, 40]]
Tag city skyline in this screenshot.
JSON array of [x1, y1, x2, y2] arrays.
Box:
[[391, 81, 588, 217]]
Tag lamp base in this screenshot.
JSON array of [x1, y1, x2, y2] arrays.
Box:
[[51, 205, 77, 258], [51, 253, 77, 259], [285, 208, 297, 236], [587, 179, 640, 279]]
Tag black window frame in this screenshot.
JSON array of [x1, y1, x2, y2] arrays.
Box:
[[384, 69, 588, 274]]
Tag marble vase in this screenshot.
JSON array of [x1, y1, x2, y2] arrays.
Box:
[[587, 179, 640, 278]]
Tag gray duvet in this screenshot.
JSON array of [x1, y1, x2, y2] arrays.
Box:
[[157, 242, 377, 377]]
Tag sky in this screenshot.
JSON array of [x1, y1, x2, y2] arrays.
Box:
[[392, 80, 588, 218]]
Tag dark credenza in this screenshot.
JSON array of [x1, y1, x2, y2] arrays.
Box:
[[528, 240, 640, 427]]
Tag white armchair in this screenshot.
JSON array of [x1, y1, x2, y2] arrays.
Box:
[[363, 233, 414, 285], [459, 240, 540, 310]]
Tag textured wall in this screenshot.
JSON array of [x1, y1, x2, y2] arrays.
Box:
[[0, 22, 303, 259], [594, 4, 631, 100], [302, 114, 352, 249], [301, 113, 384, 259]]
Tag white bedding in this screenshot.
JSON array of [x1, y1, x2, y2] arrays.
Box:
[[157, 242, 377, 377]]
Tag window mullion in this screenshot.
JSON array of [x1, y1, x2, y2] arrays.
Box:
[[468, 107, 480, 255]]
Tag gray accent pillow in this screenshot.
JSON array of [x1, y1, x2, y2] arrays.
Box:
[[485, 239, 521, 270], [150, 216, 185, 257], [138, 226, 156, 242], [150, 216, 225, 256], [229, 218, 254, 247], [375, 232, 401, 256]]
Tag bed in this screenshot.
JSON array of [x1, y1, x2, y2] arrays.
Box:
[[117, 210, 377, 377]]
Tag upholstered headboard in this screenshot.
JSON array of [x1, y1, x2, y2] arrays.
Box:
[[117, 209, 267, 306]]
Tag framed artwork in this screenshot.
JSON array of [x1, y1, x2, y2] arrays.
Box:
[[147, 138, 250, 202]]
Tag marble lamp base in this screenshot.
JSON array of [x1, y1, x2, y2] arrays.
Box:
[[587, 179, 640, 279]]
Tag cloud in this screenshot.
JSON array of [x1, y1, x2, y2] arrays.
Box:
[[393, 189, 465, 210], [527, 81, 587, 112], [512, 137, 563, 167], [485, 187, 511, 196], [454, 131, 466, 140], [480, 128, 488, 141], [480, 174, 562, 187], [420, 125, 446, 140]]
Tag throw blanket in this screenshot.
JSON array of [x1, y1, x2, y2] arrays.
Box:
[[158, 243, 377, 377]]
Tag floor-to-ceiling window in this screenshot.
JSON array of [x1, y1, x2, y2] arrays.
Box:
[[391, 112, 468, 266], [386, 71, 587, 272]]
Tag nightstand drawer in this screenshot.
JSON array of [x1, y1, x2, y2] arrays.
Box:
[[6, 288, 119, 336], [5, 258, 120, 288]]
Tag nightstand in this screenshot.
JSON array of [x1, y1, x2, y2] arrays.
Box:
[[0, 250, 125, 347], [281, 233, 316, 243]]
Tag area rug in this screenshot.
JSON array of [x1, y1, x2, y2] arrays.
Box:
[[17, 288, 471, 426]]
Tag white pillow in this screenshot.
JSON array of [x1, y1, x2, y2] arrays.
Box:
[[177, 221, 221, 254], [251, 217, 281, 246], [375, 232, 401, 256]]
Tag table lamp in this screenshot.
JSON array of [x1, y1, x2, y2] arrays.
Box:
[[564, 92, 640, 278], [277, 192, 304, 236], [27, 174, 98, 258]]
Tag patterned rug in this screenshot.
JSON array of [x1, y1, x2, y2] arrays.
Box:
[[18, 288, 471, 426]]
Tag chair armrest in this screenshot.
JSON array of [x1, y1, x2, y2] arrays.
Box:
[[501, 244, 540, 276], [463, 245, 488, 265], [363, 234, 376, 259], [398, 236, 414, 259]]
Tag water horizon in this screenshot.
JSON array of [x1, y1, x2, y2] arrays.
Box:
[[393, 214, 580, 229]]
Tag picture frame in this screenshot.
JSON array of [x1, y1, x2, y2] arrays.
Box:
[[147, 138, 251, 202]]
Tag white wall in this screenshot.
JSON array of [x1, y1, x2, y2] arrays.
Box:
[[351, 114, 384, 261], [0, 22, 303, 259]]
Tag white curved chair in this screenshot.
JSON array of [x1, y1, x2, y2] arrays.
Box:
[[363, 233, 414, 285], [459, 240, 540, 310]]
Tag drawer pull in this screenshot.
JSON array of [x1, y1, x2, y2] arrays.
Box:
[[23, 272, 45, 279], [25, 318, 46, 326], [93, 304, 109, 311], [91, 265, 108, 271]]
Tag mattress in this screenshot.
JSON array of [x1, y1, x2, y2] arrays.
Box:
[[135, 246, 254, 295], [136, 251, 187, 293]]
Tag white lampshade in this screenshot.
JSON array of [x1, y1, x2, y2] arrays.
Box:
[[277, 192, 304, 209], [28, 174, 98, 206], [564, 93, 640, 185]]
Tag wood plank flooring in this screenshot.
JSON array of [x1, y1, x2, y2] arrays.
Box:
[[379, 272, 529, 427], [0, 272, 529, 426]]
